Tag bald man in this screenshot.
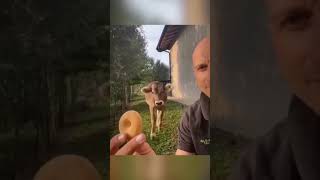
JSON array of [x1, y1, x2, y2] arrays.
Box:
[[110, 37, 210, 155], [229, 0, 320, 179], [34, 155, 101, 180]]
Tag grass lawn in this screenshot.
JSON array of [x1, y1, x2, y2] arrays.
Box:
[[112, 95, 185, 155], [111, 95, 251, 179], [0, 95, 250, 180], [0, 106, 108, 180], [51, 107, 108, 179], [211, 128, 251, 180]]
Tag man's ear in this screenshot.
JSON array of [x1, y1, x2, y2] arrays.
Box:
[[165, 83, 172, 93], [141, 86, 152, 94]]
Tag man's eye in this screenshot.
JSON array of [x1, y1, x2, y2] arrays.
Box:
[[197, 64, 208, 71], [281, 8, 313, 31]]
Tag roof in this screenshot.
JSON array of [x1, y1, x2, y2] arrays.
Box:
[[156, 25, 186, 52]]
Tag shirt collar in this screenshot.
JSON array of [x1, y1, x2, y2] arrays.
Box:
[[200, 92, 210, 121], [288, 95, 320, 179]]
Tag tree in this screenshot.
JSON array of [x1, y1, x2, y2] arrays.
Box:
[[0, 0, 108, 177], [152, 60, 170, 81], [110, 26, 150, 112]]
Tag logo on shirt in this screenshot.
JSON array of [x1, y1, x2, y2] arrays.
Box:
[[200, 138, 210, 145]]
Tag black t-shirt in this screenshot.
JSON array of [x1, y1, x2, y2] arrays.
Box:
[[177, 93, 210, 155], [229, 96, 320, 180]]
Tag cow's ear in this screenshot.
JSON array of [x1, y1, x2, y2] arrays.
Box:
[[165, 83, 172, 93], [141, 86, 152, 94]]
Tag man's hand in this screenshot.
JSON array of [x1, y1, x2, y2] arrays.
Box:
[[110, 133, 156, 155], [175, 149, 194, 155]]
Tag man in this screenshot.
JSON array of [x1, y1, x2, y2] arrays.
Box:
[[110, 37, 210, 155], [230, 0, 320, 179]]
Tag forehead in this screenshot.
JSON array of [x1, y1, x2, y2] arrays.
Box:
[[192, 38, 210, 65], [151, 82, 164, 90]]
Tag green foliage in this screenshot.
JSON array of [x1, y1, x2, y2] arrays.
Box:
[[110, 26, 149, 82], [110, 26, 151, 112], [211, 129, 250, 180], [0, 0, 107, 71], [152, 59, 169, 81], [0, 0, 108, 178]]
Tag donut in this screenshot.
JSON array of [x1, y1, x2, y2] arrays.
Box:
[[34, 155, 101, 180], [119, 110, 142, 139]]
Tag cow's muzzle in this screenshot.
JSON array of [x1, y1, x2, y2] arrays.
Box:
[[155, 100, 164, 106]]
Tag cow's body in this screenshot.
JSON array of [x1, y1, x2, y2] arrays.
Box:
[[141, 81, 172, 139]]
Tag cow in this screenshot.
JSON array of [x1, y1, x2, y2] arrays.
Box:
[[141, 81, 172, 139]]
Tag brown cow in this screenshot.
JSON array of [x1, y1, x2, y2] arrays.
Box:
[[141, 81, 172, 139]]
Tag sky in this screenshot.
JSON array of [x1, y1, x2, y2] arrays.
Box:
[[122, 0, 183, 24], [141, 25, 169, 66]]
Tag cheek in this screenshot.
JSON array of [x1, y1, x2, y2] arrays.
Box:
[[196, 72, 210, 88], [202, 71, 210, 86], [272, 31, 307, 92]]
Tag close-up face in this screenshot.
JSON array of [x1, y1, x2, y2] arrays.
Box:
[[192, 38, 210, 97], [266, 0, 320, 114], [192, 37, 211, 97]]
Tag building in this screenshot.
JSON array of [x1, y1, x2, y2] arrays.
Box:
[[156, 25, 210, 105]]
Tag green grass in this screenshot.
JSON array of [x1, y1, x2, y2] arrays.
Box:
[[113, 95, 185, 155], [52, 108, 108, 179], [0, 107, 108, 179], [211, 128, 251, 180]]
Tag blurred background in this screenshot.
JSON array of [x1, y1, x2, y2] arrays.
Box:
[[0, 0, 108, 179], [211, 0, 292, 179], [110, 156, 210, 180], [110, 0, 209, 25]]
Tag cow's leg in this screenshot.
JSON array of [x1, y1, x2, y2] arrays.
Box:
[[160, 109, 164, 130], [150, 107, 156, 139], [156, 110, 163, 132]]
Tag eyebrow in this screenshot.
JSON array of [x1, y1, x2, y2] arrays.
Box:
[[269, 0, 318, 22], [194, 63, 208, 69]]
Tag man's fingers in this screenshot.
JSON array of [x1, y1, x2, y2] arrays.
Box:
[[115, 134, 146, 155], [110, 134, 127, 155]]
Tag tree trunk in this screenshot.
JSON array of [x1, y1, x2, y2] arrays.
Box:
[[121, 81, 127, 112], [130, 85, 133, 101], [36, 66, 49, 162], [65, 76, 72, 111], [47, 63, 58, 146], [58, 75, 65, 128], [125, 85, 129, 106]]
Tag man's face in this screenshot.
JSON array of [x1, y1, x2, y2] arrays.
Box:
[[192, 37, 211, 97], [267, 0, 320, 114]]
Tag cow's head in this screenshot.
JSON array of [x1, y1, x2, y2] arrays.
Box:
[[141, 81, 172, 107]]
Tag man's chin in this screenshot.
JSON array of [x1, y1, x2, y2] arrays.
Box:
[[204, 91, 210, 98], [305, 88, 320, 115]]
